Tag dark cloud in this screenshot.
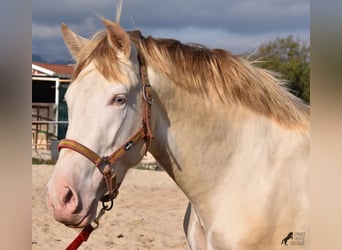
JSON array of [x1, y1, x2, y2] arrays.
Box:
[[32, 0, 310, 62], [120, 0, 309, 33]]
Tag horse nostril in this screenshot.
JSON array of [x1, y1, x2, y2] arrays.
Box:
[[62, 187, 78, 212], [63, 188, 73, 204]]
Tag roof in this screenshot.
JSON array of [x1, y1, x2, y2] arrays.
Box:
[[32, 62, 74, 78]]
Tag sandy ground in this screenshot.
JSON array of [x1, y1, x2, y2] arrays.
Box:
[[32, 164, 189, 249]]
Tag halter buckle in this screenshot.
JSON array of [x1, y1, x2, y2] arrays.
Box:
[[142, 84, 153, 104], [100, 156, 110, 165]]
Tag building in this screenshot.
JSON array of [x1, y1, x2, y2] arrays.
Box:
[[32, 62, 74, 149]]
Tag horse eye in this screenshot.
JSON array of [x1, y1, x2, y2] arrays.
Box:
[[112, 95, 127, 105]]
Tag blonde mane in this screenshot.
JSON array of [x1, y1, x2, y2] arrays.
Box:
[[129, 31, 309, 131], [73, 29, 309, 131]]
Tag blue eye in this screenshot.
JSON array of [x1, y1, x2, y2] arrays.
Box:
[[112, 95, 127, 105]]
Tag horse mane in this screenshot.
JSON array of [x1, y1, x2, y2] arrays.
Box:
[[129, 31, 309, 131], [72, 28, 309, 131]]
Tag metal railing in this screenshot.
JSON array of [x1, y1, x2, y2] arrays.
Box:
[[32, 121, 68, 150]]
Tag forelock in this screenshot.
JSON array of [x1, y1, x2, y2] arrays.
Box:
[[72, 31, 135, 84]]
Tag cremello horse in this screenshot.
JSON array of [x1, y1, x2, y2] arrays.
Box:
[[46, 18, 310, 250]]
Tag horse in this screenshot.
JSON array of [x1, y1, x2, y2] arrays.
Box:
[[281, 232, 294, 246], [46, 18, 310, 250]]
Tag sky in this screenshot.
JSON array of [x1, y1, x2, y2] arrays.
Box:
[[32, 0, 310, 63]]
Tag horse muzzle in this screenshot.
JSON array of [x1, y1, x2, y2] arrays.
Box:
[[46, 181, 98, 228]]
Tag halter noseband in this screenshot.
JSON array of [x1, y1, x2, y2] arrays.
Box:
[[58, 53, 153, 210]]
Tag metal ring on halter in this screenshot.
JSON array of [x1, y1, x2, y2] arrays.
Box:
[[102, 199, 114, 211], [142, 84, 153, 104]]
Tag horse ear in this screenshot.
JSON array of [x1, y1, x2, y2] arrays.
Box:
[[61, 23, 89, 60], [103, 19, 131, 58]]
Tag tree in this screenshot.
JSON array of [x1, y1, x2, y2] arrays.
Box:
[[248, 35, 310, 103]]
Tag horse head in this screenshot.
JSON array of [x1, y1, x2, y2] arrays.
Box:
[[46, 19, 150, 228]]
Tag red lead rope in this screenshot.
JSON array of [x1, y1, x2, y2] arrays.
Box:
[[65, 207, 106, 250], [66, 225, 94, 250]]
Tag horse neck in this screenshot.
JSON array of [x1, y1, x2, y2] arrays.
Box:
[[146, 67, 309, 206]]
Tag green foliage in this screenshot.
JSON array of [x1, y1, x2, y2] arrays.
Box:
[[32, 157, 56, 165], [249, 35, 310, 103]]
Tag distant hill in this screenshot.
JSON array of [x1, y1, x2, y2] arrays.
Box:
[[52, 59, 75, 65], [32, 54, 75, 65], [32, 54, 46, 62]]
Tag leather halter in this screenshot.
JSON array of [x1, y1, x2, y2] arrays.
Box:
[[58, 53, 153, 209]]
